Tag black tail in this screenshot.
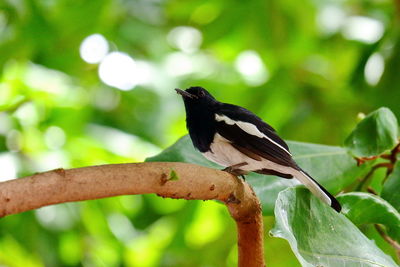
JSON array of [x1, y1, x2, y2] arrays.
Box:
[[310, 175, 342, 212], [296, 169, 342, 213]]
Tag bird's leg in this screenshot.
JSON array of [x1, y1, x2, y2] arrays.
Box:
[[222, 162, 249, 177]]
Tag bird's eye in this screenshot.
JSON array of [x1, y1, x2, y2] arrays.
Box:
[[199, 91, 205, 97]]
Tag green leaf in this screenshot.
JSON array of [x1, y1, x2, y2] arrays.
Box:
[[147, 136, 366, 215], [271, 187, 398, 267], [345, 107, 399, 157], [338, 192, 400, 243], [382, 162, 400, 213], [146, 135, 219, 168]]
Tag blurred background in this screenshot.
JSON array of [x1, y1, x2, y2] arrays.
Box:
[[0, 0, 399, 266]]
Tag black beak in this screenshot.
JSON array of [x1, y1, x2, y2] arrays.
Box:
[[175, 88, 198, 99]]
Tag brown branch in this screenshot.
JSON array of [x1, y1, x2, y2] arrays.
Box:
[[0, 162, 265, 267]]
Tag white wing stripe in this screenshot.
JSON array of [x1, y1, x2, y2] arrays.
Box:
[[215, 114, 291, 156]]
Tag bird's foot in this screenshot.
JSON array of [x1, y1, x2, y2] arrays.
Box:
[[222, 162, 249, 177]]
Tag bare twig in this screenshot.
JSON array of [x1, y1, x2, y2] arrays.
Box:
[[356, 162, 392, 191], [355, 155, 380, 166], [355, 142, 400, 167], [0, 162, 265, 267], [354, 142, 400, 188], [366, 187, 378, 195], [375, 224, 400, 261], [389, 143, 400, 164]]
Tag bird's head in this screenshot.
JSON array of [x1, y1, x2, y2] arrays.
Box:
[[175, 87, 217, 107]]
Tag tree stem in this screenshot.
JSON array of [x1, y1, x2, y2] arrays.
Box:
[[0, 162, 265, 267]]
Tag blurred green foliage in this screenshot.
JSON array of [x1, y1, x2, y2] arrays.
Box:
[[1, 0, 400, 266]]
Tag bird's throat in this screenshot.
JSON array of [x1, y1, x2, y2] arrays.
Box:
[[185, 108, 216, 153]]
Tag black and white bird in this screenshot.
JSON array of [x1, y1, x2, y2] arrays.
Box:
[[176, 86, 341, 212]]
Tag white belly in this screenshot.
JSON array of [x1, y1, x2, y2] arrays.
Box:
[[202, 133, 295, 175], [202, 133, 331, 208]]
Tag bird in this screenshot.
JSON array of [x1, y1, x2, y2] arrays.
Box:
[[175, 86, 341, 212]]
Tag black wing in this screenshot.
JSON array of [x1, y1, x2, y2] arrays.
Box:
[[217, 104, 289, 150], [215, 103, 298, 169]]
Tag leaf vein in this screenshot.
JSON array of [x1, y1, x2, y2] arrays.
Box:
[[293, 151, 346, 159]]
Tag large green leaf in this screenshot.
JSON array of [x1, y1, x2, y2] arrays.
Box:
[[271, 187, 398, 267], [146, 135, 220, 168], [338, 192, 400, 243], [382, 162, 400, 213], [345, 108, 398, 157], [147, 136, 366, 215]]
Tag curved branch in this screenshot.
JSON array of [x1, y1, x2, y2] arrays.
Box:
[[0, 162, 265, 267]]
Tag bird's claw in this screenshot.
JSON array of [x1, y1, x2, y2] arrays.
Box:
[[222, 165, 249, 178]]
